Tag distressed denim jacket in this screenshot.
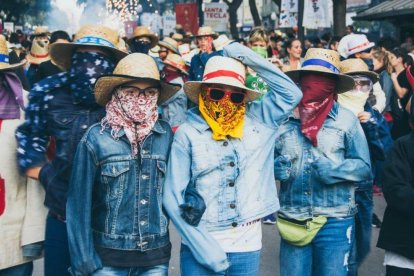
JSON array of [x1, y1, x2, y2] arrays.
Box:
[[274, 103, 372, 220], [163, 43, 302, 272], [66, 120, 173, 275]]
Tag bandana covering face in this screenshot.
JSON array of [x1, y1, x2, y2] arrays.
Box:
[[101, 87, 159, 156], [337, 75, 371, 116], [69, 52, 115, 106], [251, 46, 268, 59], [0, 72, 24, 119], [199, 91, 246, 141], [299, 74, 337, 147], [130, 39, 151, 54]]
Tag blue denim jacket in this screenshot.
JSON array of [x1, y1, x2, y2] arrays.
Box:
[[66, 120, 173, 275], [274, 103, 372, 220], [16, 85, 105, 217], [163, 43, 302, 272], [189, 51, 222, 81]]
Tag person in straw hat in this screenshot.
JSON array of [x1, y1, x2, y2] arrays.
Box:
[[273, 48, 372, 276], [66, 53, 180, 275], [25, 34, 51, 87], [163, 42, 302, 274], [159, 53, 189, 131], [0, 35, 48, 276], [158, 37, 180, 61], [188, 26, 220, 81], [338, 58, 393, 276], [127, 26, 158, 54], [16, 24, 127, 276]]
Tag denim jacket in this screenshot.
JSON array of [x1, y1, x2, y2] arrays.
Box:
[[163, 43, 302, 272], [16, 85, 105, 217], [66, 120, 173, 275], [274, 103, 372, 220]]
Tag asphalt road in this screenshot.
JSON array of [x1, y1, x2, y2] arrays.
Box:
[[34, 195, 386, 276]]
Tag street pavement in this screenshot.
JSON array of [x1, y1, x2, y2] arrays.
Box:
[[34, 195, 386, 276]]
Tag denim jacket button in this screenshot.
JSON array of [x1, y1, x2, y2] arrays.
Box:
[[229, 182, 235, 187], [223, 141, 228, 146], [231, 222, 238, 227], [81, 124, 88, 129], [140, 221, 146, 225], [230, 203, 236, 209], [140, 199, 147, 205], [142, 174, 149, 180], [229, 161, 235, 167], [142, 150, 149, 155]]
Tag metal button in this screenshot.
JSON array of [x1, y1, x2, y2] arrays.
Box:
[[142, 150, 149, 155], [223, 141, 228, 146], [229, 182, 235, 187], [81, 124, 88, 129], [140, 199, 147, 205], [229, 161, 235, 167], [140, 221, 146, 225], [231, 222, 238, 227], [230, 203, 236, 209], [142, 174, 149, 180]]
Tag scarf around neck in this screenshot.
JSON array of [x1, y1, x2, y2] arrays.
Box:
[[0, 72, 24, 119]]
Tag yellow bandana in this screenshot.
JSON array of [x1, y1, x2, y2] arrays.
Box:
[[198, 93, 246, 140]]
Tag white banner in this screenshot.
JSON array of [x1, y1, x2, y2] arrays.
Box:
[[141, 13, 162, 35], [279, 0, 297, 28], [163, 12, 176, 36], [203, 3, 228, 33], [302, 0, 331, 29], [4, 22, 14, 33]]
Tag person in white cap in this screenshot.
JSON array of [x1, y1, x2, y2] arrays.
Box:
[[163, 42, 302, 274]]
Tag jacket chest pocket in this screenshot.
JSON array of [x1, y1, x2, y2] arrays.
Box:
[[316, 127, 345, 158], [101, 161, 130, 199], [52, 113, 78, 130], [275, 128, 300, 161], [191, 143, 219, 173]]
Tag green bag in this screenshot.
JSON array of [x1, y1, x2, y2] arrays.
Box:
[[276, 215, 327, 246]]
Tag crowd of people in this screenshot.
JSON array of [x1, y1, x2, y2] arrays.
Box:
[[0, 22, 413, 276]]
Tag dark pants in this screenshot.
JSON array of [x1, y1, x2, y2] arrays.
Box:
[[44, 213, 71, 276], [386, 266, 414, 276], [0, 262, 33, 276]]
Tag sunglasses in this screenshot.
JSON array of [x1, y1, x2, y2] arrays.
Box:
[[206, 87, 246, 104], [352, 76, 373, 93], [118, 85, 160, 97]]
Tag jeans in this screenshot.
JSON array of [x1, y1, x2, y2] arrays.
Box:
[[44, 213, 71, 276], [280, 216, 355, 276], [92, 264, 168, 276], [348, 190, 373, 276], [180, 244, 260, 276], [0, 262, 33, 276]]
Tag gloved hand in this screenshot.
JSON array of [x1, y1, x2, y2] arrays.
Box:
[[179, 186, 206, 227]]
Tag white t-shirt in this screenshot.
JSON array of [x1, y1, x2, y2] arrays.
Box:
[[384, 251, 414, 270]]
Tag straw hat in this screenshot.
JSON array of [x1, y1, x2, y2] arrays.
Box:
[[164, 53, 188, 75], [345, 34, 375, 57], [340, 58, 378, 83], [149, 45, 160, 58], [158, 37, 179, 54], [30, 26, 50, 39], [26, 40, 50, 65], [0, 36, 26, 70], [184, 56, 260, 104], [285, 48, 355, 93], [213, 34, 233, 51], [127, 26, 159, 49], [172, 33, 183, 42], [50, 25, 127, 70], [94, 53, 181, 106], [194, 26, 218, 38]]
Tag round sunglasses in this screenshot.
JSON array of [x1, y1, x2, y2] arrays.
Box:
[[206, 87, 246, 104]]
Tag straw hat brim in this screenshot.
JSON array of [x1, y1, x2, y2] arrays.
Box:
[[50, 42, 128, 70], [345, 71, 379, 83], [285, 67, 355, 93], [0, 60, 26, 71], [158, 41, 179, 54], [94, 74, 182, 106], [127, 34, 159, 49], [26, 54, 50, 65], [163, 60, 189, 75], [184, 78, 261, 104]]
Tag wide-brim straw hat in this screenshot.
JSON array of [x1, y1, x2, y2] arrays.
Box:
[[184, 56, 260, 104], [0, 36, 26, 70], [30, 26, 50, 39], [26, 40, 50, 65], [285, 48, 355, 93], [127, 26, 159, 49], [346, 34, 375, 57], [213, 34, 233, 51], [340, 58, 379, 83], [172, 33, 184, 42], [194, 26, 218, 38], [158, 37, 179, 54], [94, 53, 181, 106], [50, 25, 127, 70], [164, 53, 189, 75]]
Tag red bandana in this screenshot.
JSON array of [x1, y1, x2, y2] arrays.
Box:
[[299, 74, 337, 147], [406, 66, 414, 90]]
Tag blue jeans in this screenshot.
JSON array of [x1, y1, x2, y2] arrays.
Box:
[[180, 244, 260, 276], [0, 262, 33, 276], [44, 213, 71, 276], [92, 264, 168, 276], [280, 216, 355, 276], [348, 190, 373, 276]]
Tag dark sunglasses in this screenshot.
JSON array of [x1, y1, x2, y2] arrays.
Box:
[[118, 85, 160, 97], [206, 87, 246, 104]]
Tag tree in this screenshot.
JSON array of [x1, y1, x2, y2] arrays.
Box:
[[223, 0, 243, 39], [333, 0, 347, 37], [249, 0, 261, 26]]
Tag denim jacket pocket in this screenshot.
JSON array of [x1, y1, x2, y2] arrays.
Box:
[[52, 112, 78, 127]]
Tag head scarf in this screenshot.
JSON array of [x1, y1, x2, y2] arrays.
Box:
[[130, 40, 151, 54], [69, 52, 115, 106], [198, 90, 246, 141], [337, 75, 372, 116], [101, 87, 159, 156], [0, 72, 24, 119], [299, 74, 337, 147], [251, 46, 268, 59]]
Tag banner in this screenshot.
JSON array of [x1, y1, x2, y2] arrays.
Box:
[[302, 0, 331, 29], [4, 22, 14, 33], [203, 3, 228, 33], [141, 13, 162, 35], [175, 3, 198, 35], [124, 21, 137, 38], [279, 0, 297, 28], [163, 12, 176, 36]]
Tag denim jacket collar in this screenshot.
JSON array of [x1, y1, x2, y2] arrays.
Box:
[[187, 108, 211, 132], [115, 120, 167, 137], [287, 101, 339, 121]]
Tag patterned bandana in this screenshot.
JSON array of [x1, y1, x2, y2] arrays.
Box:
[[69, 52, 115, 106], [101, 87, 159, 156], [199, 91, 246, 141], [0, 72, 24, 119]]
